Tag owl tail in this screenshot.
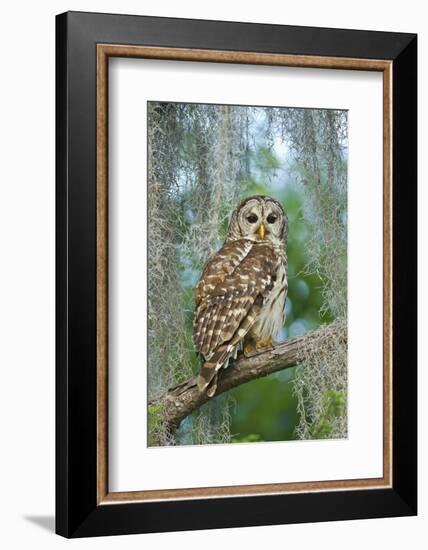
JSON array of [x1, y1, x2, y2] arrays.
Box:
[[198, 344, 232, 397]]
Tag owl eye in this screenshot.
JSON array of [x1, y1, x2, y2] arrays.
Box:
[[267, 214, 277, 224], [246, 214, 258, 224]]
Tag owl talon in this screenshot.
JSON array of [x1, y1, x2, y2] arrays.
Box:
[[243, 343, 256, 357], [256, 338, 274, 350]]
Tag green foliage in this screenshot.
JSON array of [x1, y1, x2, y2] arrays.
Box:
[[147, 403, 169, 446], [231, 434, 263, 444], [310, 389, 347, 439], [231, 373, 299, 442]]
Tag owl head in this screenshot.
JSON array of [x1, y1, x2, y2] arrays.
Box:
[[227, 195, 288, 245]]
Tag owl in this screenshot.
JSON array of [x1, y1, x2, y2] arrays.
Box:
[[193, 195, 288, 397]]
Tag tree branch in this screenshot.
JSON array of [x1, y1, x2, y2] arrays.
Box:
[[148, 321, 346, 444]]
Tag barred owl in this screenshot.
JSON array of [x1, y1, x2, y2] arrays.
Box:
[[193, 195, 288, 397]]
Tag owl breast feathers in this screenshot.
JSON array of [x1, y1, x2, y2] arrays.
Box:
[[193, 195, 288, 397]]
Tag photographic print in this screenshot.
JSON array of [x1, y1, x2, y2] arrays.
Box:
[[147, 101, 348, 447]]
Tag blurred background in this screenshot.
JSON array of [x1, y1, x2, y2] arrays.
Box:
[[147, 102, 348, 446]]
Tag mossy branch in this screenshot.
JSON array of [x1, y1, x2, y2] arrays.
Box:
[[148, 321, 347, 445]]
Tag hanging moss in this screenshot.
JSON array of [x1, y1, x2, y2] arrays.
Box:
[[269, 109, 348, 439], [147, 103, 250, 445]]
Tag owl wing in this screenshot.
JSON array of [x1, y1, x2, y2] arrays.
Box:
[[193, 240, 277, 395]]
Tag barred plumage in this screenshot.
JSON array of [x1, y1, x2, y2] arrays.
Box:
[[193, 195, 288, 396]]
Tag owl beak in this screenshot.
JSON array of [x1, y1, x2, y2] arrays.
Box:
[[258, 223, 265, 240]]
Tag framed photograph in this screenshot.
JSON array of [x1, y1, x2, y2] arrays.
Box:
[[56, 11, 417, 538]]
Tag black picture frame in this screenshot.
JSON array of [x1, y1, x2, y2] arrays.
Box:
[[56, 10, 417, 538]]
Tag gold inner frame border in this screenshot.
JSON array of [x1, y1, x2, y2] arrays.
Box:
[[96, 44, 393, 504]]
